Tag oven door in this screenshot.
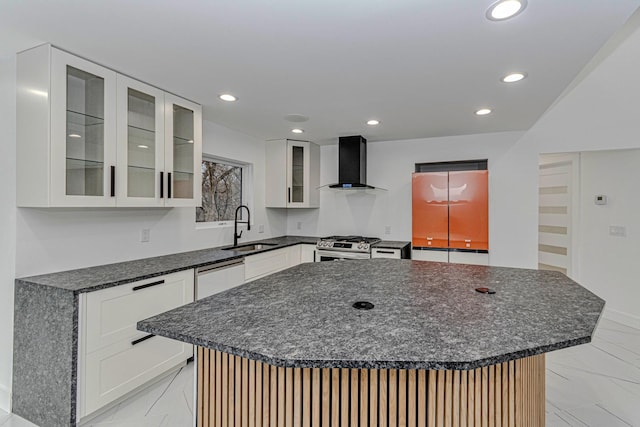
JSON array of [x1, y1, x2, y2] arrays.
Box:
[[316, 249, 370, 261]]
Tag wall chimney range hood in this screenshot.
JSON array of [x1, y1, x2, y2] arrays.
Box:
[[328, 135, 384, 190]]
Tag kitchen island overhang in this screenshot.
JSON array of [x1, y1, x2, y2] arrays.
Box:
[[138, 259, 604, 426]]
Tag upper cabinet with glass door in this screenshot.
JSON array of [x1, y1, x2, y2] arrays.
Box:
[[17, 44, 202, 208], [116, 76, 165, 207], [265, 139, 319, 208], [164, 94, 202, 207], [17, 44, 117, 207]]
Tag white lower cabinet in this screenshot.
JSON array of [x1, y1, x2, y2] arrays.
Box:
[[371, 248, 401, 259], [448, 251, 489, 266], [412, 249, 449, 262], [300, 244, 317, 263], [78, 270, 194, 420], [244, 246, 303, 282]]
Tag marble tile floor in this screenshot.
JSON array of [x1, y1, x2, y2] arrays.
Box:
[[1, 317, 639, 427]]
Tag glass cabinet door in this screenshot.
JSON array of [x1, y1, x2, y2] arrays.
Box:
[[116, 76, 165, 206], [171, 105, 194, 199], [50, 49, 116, 206], [287, 141, 308, 206], [290, 145, 304, 203], [65, 66, 105, 197], [165, 94, 202, 207]]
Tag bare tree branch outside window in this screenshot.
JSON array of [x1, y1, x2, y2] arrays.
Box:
[[196, 159, 243, 222]]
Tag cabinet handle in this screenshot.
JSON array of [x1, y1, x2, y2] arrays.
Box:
[[167, 172, 172, 198], [160, 171, 164, 198], [132, 279, 165, 291], [131, 334, 155, 346], [110, 166, 115, 197], [376, 250, 395, 254], [288, 187, 291, 203]]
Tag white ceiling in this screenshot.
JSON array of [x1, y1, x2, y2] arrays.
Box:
[[2, 0, 639, 144]]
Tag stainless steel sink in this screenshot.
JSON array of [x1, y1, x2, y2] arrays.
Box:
[[223, 243, 277, 252]]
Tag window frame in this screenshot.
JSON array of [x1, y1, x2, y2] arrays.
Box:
[[196, 154, 253, 229]]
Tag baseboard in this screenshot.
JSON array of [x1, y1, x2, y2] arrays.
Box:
[[0, 383, 10, 413], [603, 307, 640, 330]]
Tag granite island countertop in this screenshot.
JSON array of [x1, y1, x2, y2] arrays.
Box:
[[138, 259, 604, 370]]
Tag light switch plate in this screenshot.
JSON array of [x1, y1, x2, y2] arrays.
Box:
[[140, 228, 150, 242]]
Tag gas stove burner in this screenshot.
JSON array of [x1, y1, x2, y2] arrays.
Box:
[[321, 236, 380, 244]]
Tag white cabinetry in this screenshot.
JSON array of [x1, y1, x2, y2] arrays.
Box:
[[164, 93, 202, 207], [300, 244, 317, 263], [244, 246, 302, 282], [17, 44, 202, 208], [372, 248, 401, 259], [265, 139, 320, 208], [116, 76, 165, 206], [78, 270, 194, 419], [18, 45, 117, 207], [448, 251, 489, 266], [412, 249, 449, 262]]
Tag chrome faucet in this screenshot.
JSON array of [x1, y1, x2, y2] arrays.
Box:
[[233, 205, 251, 247]]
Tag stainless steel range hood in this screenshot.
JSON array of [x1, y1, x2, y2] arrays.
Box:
[[327, 135, 383, 190]]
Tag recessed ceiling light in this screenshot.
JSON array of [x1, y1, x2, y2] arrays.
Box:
[[502, 72, 527, 83], [367, 120, 380, 126], [68, 133, 81, 138], [219, 94, 237, 102], [486, 0, 527, 21], [291, 128, 304, 134], [137, 144, 149, 149], [475, 108, 492, 116]]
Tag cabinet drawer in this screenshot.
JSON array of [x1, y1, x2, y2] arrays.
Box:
[[82, 334, 191, 417], [412, 248, 449, 262], [449, 251, 489, 266], [372, 248, 401, 259], [244, 247, 291, 282], [84, 270, 194, 353]]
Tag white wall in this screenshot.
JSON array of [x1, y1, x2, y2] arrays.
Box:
[[0, 55, 17, 412], [15, 120, 287, 277], [578, 149, 640, 328], [288, 13, 640, 324], [287, 131, 535, 269]]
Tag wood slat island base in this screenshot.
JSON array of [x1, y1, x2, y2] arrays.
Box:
[[196, 348, 545, 427]]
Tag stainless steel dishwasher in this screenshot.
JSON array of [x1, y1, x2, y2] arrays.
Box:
[[195, 259, 245, 300]]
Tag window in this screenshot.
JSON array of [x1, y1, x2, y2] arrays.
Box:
[[197, 156, 249, 223]]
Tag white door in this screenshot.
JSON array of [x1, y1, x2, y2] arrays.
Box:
[[286, 140, 309, 207], [116, 76, 165, 207], [164, 93, 202, 207], [538, 154, 579, 277], [50, 48, 117, 206]]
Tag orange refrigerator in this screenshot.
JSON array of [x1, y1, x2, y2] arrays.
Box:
[[412, 172, 449, 248], [448, 170, 488, 250], [412, 170, 488, 251]]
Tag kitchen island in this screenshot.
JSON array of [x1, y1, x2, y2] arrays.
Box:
[[138, 259, 604, 427]]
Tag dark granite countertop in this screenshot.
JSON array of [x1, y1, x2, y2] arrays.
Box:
[[373, 240, 410, 249], [138, 259, 604, 370], [15, 235, 318, 294]]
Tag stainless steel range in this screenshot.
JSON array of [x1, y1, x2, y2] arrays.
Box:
[[316, 236, 381, 261]]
